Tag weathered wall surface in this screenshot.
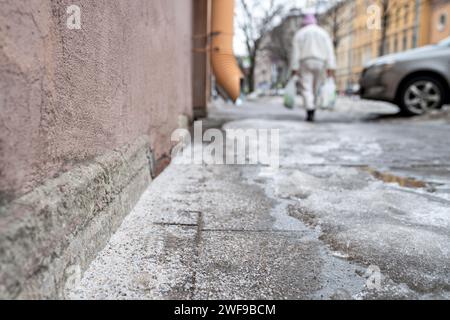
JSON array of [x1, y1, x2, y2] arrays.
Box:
[[0, 0, 193, 203], [0, 0, 193, 298]]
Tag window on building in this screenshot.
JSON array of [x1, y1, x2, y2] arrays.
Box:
[[438, 13, 448, 32]]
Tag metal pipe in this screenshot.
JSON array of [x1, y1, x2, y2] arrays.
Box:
[[211, 0, 242, 102]]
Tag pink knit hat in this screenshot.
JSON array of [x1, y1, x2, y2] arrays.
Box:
[[302, 14, 317, 26]]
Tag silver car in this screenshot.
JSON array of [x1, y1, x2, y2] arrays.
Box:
[[360, 37, 450, 115]]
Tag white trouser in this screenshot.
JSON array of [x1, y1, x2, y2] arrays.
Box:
[[298, 59, 326, 111]]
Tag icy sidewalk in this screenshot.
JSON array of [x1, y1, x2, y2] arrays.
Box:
[[69, 159, 372, 299], [70, 111, 450, 299]]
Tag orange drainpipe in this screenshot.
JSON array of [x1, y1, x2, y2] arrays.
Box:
[[211, 0, 242, 102]]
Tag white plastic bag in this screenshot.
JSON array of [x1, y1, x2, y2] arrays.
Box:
[[283, 76, 297, 109], [319, 77, 337, 109]]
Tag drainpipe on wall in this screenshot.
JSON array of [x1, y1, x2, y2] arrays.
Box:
[[211, 0, 243, 102]]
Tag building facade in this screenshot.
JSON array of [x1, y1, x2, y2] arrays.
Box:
[[254, 12, 303, 93], [322, 0, 450, 93], [430, 0, 450, 43], [320, 0, 356, 93], [254, 36, 277, 93]]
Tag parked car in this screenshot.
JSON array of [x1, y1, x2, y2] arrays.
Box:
[[359, 37, 450, 115]]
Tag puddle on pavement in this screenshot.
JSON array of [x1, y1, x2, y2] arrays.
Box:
[[363, 167, 427, 189]]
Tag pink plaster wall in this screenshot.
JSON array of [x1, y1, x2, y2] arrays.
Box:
[[0, 0, 193, 201]]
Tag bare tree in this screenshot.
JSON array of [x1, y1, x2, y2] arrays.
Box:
[[238, 0, 284, 92], [264, 23, 291, 67], [263, 13, 301, 69]]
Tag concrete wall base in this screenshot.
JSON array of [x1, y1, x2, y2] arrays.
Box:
[[0, 136, 153, 299]]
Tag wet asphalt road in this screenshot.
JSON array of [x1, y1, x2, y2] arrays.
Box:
[[70, 97, 450, 300]]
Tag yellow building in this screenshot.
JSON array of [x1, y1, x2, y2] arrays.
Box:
[[430, 0, 450, 43], [320, 0, 356, 92], [323, 0, 439, 93]]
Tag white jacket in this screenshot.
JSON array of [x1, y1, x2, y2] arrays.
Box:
[[291, 24, 337, 71]]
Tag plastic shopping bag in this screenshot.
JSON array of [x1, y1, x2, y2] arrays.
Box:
[[319, 77, 337, 109], [283, 76, 297, 109]]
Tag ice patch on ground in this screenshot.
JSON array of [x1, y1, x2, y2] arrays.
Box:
[[225, 118, 450, 296]]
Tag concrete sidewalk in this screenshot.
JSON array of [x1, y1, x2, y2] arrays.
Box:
[[70, 98, 450, 300], [69, 161, 370, 299]]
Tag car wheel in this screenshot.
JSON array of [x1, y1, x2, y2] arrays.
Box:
[[399, 76, 444, 116]]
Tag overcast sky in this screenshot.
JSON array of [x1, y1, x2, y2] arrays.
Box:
[[233, 0, 329, 56]]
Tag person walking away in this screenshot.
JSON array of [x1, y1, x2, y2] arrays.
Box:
[[291, 14, 336, 122]]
